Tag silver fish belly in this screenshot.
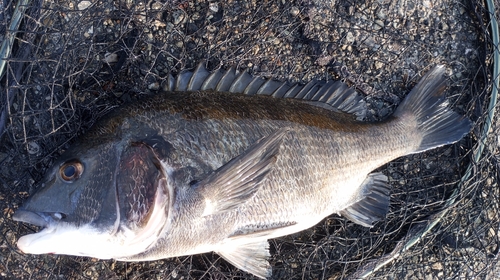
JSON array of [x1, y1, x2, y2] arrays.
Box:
[[13, 64, 471, 279]]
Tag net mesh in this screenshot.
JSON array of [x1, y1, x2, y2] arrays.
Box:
[[0, 0, 498, 279]]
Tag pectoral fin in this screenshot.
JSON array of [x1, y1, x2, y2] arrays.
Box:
[[217, 240, 271, 279], [196, 129, 286, 216], [339, 173, 390, 227]]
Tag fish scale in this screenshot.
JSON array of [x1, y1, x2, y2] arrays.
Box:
[[13, 64, 471, 279]]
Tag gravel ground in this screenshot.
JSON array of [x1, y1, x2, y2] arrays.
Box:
[[0, 0, 496, 279]]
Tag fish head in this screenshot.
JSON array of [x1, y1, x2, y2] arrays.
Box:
[[13, 133, 173, 259]]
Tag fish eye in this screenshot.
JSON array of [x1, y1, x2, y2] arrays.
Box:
[[59, 160, 84, 182]]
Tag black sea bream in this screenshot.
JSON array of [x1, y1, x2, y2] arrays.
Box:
[[13, 64, 471, 278]]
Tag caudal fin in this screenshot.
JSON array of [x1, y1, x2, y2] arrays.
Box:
[[394, 66, 471, 153]]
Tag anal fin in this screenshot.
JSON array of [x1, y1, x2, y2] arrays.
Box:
[[339, 173, 390, 227], [217, 240, 271, 279]]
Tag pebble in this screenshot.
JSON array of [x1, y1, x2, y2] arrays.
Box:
[[209, 3, 219, 13], [77, 1, 91, 10], [373, 19, 384, 30], [290, 6, 300, 17], [26, 142, 40, 155], [173, 10, 185, 25]]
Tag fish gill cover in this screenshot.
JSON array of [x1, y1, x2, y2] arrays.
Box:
[[0, 0, 497, 279]]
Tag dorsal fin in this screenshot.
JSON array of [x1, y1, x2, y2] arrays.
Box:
[[163, 63, 367, 120]]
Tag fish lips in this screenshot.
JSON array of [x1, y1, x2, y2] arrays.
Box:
[[12, 209, 63, 228], [13, 209, 68, 254]]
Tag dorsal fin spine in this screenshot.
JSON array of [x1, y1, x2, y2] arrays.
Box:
[[168, 62, 367, 119]]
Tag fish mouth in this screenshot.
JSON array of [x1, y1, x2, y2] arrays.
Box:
[[12, 209, 67, 255], [12, 209, 64, 228]]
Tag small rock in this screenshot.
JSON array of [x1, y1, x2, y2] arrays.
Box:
[[173, 10, 185, 25], [441, 22, 449, 31], [431, 262, 443, 270], [26, 142, 40, 155], [148, 82, 160, 91], [103, 52, 118, 64], [290, 6, 300, 17], [209, 2, 219, 13], [377, 10, 387, 20], [78, 1, 92, 10], [373, 20, 384, 30], [345, 32, 355, 44]]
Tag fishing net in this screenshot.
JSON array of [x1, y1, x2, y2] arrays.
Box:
[[0, 0, 497, 279]]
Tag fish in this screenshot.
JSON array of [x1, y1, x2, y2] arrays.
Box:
[[12, 63, 471, 278]]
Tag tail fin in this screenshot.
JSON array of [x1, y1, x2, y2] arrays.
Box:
[[394, 66, 471, 153]]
